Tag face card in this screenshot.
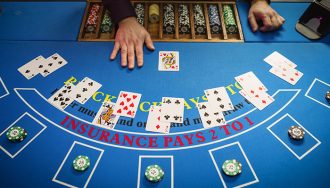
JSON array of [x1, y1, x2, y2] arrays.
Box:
[[18, 55, 45, 80], [113, 91, 142, 118], [235, 71, 268, 92], [92, 101, 119, 129], [269, 67, 304, 85], [158, 51, 179, 71], [197, 102, 226, 128], [204, 87, 234, 111], [264, 51, 297, 69], [40, 53, 68, 77], [69, 77, 102, 104], [239, 89, 274, 110], [47, 83, 75, 110], [146, 105, 171, 133], [160, 97, 185, 123]]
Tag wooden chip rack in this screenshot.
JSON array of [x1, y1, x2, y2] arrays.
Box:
[[78, 0, 244, 42]]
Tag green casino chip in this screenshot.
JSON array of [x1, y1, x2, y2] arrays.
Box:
[[288, 126, 305, 140], [145, 164, 164, 182], [73, 155, 90, 172], [222, 159, 242, 176], [6, 126, 26, 142]]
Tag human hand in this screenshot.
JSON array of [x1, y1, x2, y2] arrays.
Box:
[[110, 17, 155, 69], [248, 0, 285, 32]]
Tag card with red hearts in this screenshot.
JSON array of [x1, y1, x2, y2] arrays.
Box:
[[113, 91, 142, 118], [158, 51, 179, 71]]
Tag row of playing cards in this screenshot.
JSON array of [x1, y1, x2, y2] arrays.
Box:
[[146, 97, 185, 133], [236, 71, 275, 110], [264, 51, 303, 85], [48, 77, 102, 110], [197, 87, 231, 128], [18, 53, 68, 79]]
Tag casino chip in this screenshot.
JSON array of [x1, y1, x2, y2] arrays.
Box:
[[325, 91, 330, 103], [73, 155, 90, 172], [145, 164, 164, 183], [288, 126, 305, 140], [222, 159, 242, 176], [6, 126, 27, 142]]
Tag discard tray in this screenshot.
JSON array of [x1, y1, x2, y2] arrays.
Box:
[[78, 0, 244, 42]]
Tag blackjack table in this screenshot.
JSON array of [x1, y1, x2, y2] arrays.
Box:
[[0, 1, 330, 188]]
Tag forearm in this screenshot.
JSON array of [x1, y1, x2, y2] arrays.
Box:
[[102, 0, 136, 25]]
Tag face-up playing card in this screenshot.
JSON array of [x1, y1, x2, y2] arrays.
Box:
[[269, 67, 303, 85], [40, 53, 68, 77], [69, 77, 102, 104], [204, 87, 234, 111], [47, 83, 75, 110], [113, 91, 142, 118], [197, 102, 226, 128], [264, 51, 297, 69], [158, 51, 179, 71], [146, 105, 171, 133], [239, 89, 274, 110], [92, 101, 119, 129], [160, 97, 184, 123], [18, 55, 45, 80], [235, 71, 268, 92]]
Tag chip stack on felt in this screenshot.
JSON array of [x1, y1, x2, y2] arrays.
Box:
[[236, 71, 274, 111], [264, 51, 304, 85]]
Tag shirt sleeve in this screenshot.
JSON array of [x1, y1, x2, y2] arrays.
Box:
[[102, 0, 136, 25]]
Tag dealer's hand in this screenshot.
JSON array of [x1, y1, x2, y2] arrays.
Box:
[[110, 17, 155, 69], [248, 0, 285, 32]]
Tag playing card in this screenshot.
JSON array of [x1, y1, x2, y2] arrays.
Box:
[[47, 83, 75, 110], [92, 101, 119, 129], [235, 71, 268, 92], [158, 51, 179, 71], [269, 67, 303, 85], [197, 102, 226, 128], [113, 91, 142, 118], [69, 77, 102, 104], [18, 55, 45, 80], [204, 87, 234, 111], [264, 51, 297, 69], [145, 105, 171, 133], [40, 53, 68, 77], [239, 89, 274, 110], [160, 97, 184, 123]]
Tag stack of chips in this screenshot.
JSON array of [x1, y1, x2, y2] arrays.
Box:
[[85, 3, 101, 33], [135, 3, 145, 26], [193, 4, 206, 35], [163, 4, 175, 34], [222, 4, 238, 34], [100, 10, 113, 33], [208, 5, 222, 34], [149, 4, 160, 24], [178, 4, 191, 34]]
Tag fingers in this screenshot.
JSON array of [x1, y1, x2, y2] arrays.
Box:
[[135, 43, 144, 67], [120, 45, 128, 67], [127, 43, 135, 69], [248, 13, 258, 32], [110, 42, 120, 60], [145, 34, 155, 51], [260, 15, 273, 32]]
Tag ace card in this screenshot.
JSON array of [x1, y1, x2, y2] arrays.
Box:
[[158, 51, 179, 71], [160, 97, 184, 123], [146, 105, 171, 133], [92, 101, 119, 129], [113, 91, 142, 118]]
